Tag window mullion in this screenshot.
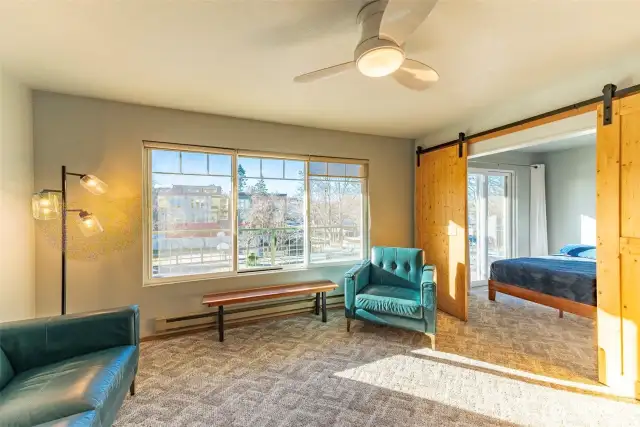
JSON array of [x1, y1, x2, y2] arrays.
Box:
[[304, 161, 311, 267], [232, 153, 239, 274]]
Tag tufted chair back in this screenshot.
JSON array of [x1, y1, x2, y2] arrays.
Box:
[[370, 246, 424, 290]]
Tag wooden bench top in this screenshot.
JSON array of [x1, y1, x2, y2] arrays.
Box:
[[202, 280, 338, 307]]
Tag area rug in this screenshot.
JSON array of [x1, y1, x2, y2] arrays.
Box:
[[115, 293, 639, 426]]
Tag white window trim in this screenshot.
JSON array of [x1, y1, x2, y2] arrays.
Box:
[[142, 141, 369, 287]]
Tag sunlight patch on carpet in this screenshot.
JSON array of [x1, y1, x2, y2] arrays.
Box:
[[334, 354, 640, 426]]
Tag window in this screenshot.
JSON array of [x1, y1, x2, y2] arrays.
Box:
[[467, 169, 514, 285], [237, 156, 305, 271], [309, 161, 366, 264], [148, 147, 234, 280], [144, 142, 368, 284]]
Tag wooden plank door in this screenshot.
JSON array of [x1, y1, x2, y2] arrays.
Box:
[[597, 93, 640, 398], [416, 144, 468, 321]]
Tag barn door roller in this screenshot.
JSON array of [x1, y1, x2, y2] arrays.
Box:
[[602, 83, 617, 126], [458, 132, 465, 158]]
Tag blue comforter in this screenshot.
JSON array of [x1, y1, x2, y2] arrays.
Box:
[[490, 256, 597, 306]]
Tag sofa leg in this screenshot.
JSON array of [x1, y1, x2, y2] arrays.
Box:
[[130, 380, 135, 396], [346, 318, 351, 332], [559, 310, 564, 318], [425, 333, 435, 350]]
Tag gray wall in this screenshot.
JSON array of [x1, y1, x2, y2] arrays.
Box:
[[543, 145, 596, 253], [469, 151, 541, 258], [0, 67, 35, 322], [33, 91, 415, 337]]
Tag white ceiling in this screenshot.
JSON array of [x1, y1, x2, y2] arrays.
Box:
[[516, 132, 595, 153], [2, 1, 640, 139]]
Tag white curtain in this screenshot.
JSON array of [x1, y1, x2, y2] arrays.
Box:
[[530, 164, 548, 256]]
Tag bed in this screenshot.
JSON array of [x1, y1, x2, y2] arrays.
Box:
[[488, 245, 597, 319]]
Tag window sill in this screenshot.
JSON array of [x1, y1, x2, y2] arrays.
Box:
[[143, 260, 361, 288]]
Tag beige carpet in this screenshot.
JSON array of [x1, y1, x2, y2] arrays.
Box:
[[115, 293, 640, 426]]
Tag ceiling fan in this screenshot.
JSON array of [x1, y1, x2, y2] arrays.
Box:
[[293, 0, 439, 91]]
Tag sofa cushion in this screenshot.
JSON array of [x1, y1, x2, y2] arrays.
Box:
[[0, 346, 137, 427], [355, 284, 422, 319], [35, 411, 101, 427], [0, 348, 14, 391]]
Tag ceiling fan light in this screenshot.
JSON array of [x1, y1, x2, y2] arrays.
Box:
[[356, 46, 405, 78]]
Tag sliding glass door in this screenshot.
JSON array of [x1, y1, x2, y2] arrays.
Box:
[[468, 169, 513, 286]]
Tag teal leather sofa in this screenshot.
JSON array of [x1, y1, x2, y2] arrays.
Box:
[[0, 306, 139, 427], [345, 247, 437, 348]]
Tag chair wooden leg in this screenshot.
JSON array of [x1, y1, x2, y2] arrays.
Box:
[[425, 333, 435, 350], [559, 310, 564, 318], [346, 318, 351, 332]]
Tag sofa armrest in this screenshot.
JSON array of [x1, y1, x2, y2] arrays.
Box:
[[344, 260, 371, 317], [421, 265, 437, 311], [421, 265, 437, 334], [0, 305, 139, 374]]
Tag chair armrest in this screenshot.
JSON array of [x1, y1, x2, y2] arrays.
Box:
[[344, 260, 371, 317], [421, 265, 437, 311], [0, 305, 139, 373]]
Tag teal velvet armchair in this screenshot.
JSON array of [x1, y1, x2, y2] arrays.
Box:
[[0, 306, 139, 427], [345, 247, 437, 348]]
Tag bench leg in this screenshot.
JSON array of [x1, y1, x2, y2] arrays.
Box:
[[218, 305, 224, 342], [315, 292, 320, 315], [130, 379, 135, 396], [321, 292, 327, 323]]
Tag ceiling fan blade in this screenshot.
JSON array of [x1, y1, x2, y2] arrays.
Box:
[[380, 0, 438, 46], [392, 59, 439, 91], [293, 62, 355, 83]]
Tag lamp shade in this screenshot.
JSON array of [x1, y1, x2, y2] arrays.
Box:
[[32, 191, 61, 220], [80, 175, 108, 195], [77, 212, 104, 237]]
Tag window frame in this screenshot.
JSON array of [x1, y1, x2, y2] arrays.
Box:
[[143, 141, 369, 286]]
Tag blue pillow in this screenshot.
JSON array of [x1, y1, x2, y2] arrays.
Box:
[[558, 244, 596, 258], [575, 248, 596, 259]]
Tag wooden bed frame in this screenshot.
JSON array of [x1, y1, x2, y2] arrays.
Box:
[[488, 280, 597, 319]]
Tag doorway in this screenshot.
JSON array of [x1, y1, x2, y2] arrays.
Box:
[[468, 168, 513, 287]]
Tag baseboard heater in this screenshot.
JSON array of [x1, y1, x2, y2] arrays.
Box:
[[154, 293, 344, 337]]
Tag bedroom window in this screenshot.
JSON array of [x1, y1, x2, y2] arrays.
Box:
[[468, 169, 514, 285], [144, 143, 369, 285]]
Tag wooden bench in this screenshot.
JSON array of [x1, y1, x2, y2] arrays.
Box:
[[202, 280, 338, 342]]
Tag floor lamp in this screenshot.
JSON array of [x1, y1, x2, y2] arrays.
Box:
[[32, 166, 107, 315]]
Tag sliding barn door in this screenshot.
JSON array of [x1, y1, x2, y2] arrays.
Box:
[[416, 144, 468, 321], [597, 93, 640, 398]]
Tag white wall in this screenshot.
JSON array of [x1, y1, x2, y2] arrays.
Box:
[[468, 151, 541, 258], [0, 67, 35, 322], [543, 145, 596, 253], [33, 91, 415, 337]]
